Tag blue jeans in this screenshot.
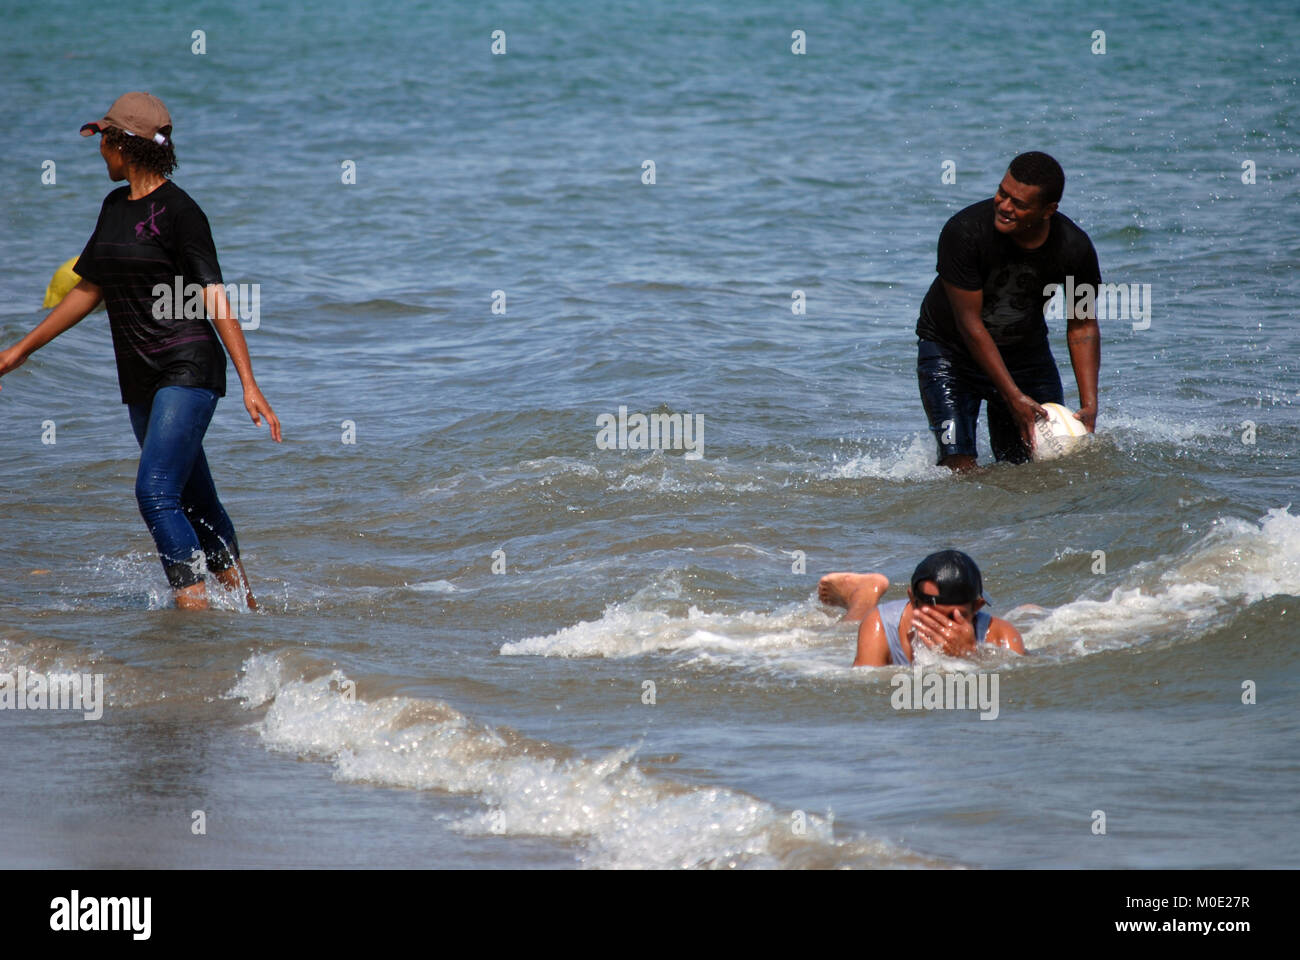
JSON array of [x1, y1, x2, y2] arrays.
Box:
[[128, 386, 239, 589], [917, 338, 1065, 464]]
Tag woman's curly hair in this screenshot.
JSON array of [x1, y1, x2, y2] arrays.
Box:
[[101, 124, 178, 178]]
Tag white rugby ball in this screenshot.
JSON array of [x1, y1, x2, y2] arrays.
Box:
[[1031, 402, 1088, 461]]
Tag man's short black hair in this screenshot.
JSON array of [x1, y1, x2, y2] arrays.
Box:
[[1008, 151, 1064, 206], [910, 550, 988, 607]]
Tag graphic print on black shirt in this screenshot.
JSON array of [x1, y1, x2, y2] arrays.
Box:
[[74, 180, 228, 403], [915, 197, 1101, 356]]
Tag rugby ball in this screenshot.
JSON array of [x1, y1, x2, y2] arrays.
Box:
[[1031, 402, 1088, 461]]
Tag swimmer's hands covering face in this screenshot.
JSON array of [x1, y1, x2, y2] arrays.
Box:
[[913, 605, 978, 658]]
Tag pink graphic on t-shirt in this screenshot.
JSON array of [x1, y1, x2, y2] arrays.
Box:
[[135, 202, 166, 239]]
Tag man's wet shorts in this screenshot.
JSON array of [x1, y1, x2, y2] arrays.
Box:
[[917, 338, 1064, 464]]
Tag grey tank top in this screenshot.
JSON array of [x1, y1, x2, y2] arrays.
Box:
[[878, 598, 991, 665]]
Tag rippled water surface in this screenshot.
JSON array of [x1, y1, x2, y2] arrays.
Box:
[[1, 0, 1297, 868]]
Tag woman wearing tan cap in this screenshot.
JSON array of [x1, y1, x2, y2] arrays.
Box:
[[0, 92, 280, 611]]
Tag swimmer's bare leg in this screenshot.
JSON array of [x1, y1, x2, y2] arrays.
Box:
[[818, 572, 889, 621], [214, 559, 259, 611], [940, 454, 978, 474]]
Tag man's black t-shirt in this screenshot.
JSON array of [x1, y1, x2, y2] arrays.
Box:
[[916, 197, 1101, 356], [74, 181, 227, 404]]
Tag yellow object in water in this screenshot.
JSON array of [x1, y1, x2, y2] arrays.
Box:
[[43, 257, 83, 308]]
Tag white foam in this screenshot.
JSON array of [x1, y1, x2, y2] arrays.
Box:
[[501, 601, 841, 663], [223, 653, 920, 869], [607, 471, 761, 494], [519, 457, 601, 481], [1100, 409, 1227, 448], [406, 579, 458, 593], [821, 434, 950, 482], [225, 652, 285, 708], [1022, 507, 1300, 652]]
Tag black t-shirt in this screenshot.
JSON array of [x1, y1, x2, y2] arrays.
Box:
[[74, 181, 227, 404], [916, 197, 1101, 356]]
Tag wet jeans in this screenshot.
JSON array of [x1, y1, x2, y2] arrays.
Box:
[[917, 338, 1065, 464], [127, 386, 239, 588]]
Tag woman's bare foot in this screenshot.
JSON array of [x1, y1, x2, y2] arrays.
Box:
[[214, 561, 258, 611], [940, 454, 979, 474], [817, 572, 889, 620], [174, 582, 209, 610]]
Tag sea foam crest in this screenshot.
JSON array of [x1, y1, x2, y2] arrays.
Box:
[[500, 601, 841, 663], [223, 653, 919, 868], [1022, 507, 1300, 652], [822, 434, 950, 481]]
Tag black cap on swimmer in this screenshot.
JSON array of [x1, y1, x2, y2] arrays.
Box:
[[910, 550, 990, 607]]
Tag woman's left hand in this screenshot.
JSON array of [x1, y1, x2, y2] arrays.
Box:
[[0, 346, 29, 385], [244, 384, 282, 442]]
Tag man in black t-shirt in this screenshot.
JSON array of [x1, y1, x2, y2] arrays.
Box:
[[915, 151, 1101, 469]]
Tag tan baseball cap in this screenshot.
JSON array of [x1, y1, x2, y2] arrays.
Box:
[[80, 92, 172, 145]]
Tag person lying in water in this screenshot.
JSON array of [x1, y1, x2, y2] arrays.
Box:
[[818, 550, 1025, 666]]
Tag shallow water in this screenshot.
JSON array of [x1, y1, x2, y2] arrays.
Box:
[[2, 0, 1298, 868]]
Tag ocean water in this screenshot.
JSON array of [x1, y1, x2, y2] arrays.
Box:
[[1, 0, 1298, 869]]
